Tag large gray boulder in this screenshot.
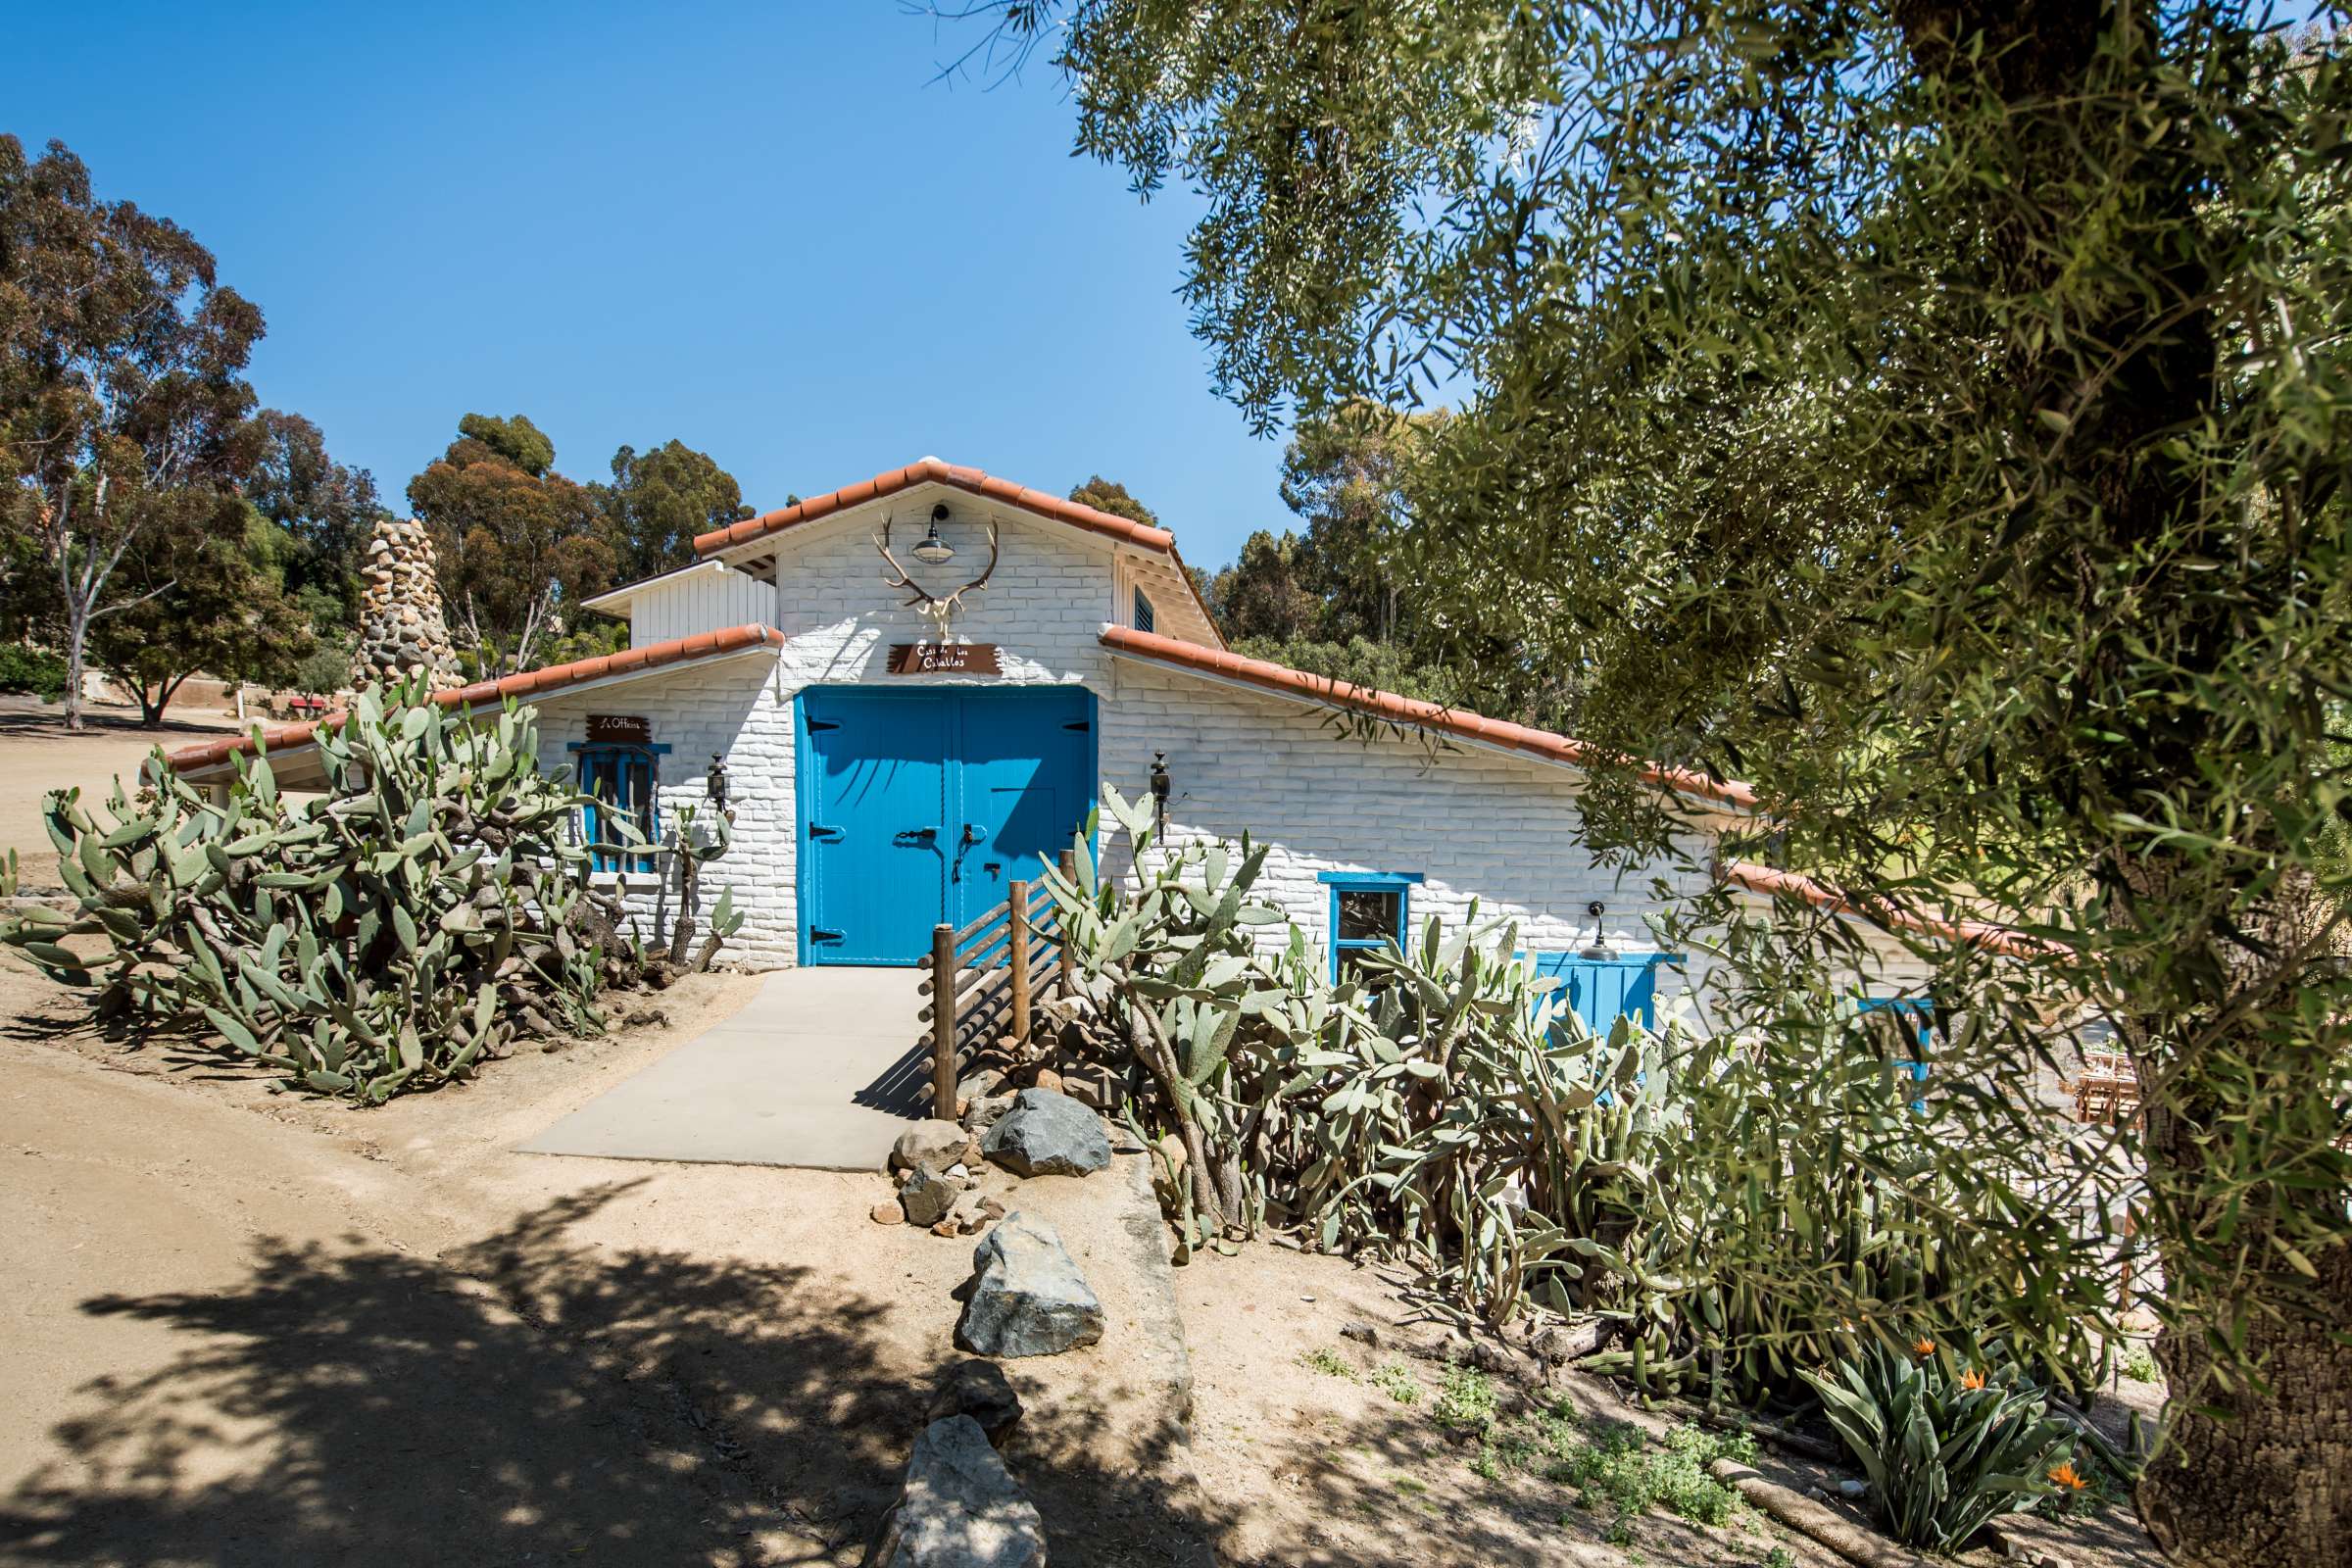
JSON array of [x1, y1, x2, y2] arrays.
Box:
[[956, 1212, 1104, 1358], [865, 1414, 1046, 1568], [980, 1089, 1111, 1178]]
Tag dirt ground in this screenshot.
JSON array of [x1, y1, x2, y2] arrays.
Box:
[[0, 710, 2174, 1568], [0, 694, 240, 890]]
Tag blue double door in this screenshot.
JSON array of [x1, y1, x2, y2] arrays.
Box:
[[799, 687, 1095, 965]]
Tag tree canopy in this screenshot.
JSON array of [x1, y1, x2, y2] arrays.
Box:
[[0, 134, 269, 729], [985, 4, 2352, 1558]]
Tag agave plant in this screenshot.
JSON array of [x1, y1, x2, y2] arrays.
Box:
[[1799, 1339, 2075, 1549]]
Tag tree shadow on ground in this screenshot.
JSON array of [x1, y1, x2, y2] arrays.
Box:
[[0, 1182, 1217, 1568]]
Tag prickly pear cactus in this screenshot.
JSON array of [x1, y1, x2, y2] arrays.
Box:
[[0, 683, 645, 1102]]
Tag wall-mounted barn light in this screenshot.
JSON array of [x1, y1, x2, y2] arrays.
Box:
[[911, 501, 956, 564], [1579, 900, 1615, 961], [1150, 752, 1171, 835], [706, 754, 730, 812]]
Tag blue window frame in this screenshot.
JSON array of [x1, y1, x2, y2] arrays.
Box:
[[569, 742, 668, 872], [1133, 586, 1156, 633], [1318, 870, 1421, 984], [1858, 996, 1935, 1109]]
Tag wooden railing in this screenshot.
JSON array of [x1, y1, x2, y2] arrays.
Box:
[[915, 850, 1074, 1114]]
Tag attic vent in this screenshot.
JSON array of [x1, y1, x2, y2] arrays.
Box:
[[1133, 586, 1155, 634]]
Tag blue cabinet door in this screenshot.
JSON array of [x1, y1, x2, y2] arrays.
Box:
[[800, 692, 950, 965], [799, 688, 1095, 965]]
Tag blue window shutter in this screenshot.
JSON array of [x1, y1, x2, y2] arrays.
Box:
[[1528, 953, 1675, 1034]]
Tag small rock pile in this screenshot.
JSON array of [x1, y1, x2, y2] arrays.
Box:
[[878, 1120, 1004, 1237], [351, 514, 462, 690]]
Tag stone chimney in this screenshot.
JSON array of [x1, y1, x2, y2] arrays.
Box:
[[351, 515, 462, 691]]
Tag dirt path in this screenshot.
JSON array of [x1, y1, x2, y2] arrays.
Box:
[[0, 696, 237, 892]]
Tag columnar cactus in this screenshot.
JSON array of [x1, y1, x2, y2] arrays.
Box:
[[1, 684, 648, 1102]]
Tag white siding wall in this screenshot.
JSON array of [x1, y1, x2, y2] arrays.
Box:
[[626, 565, 773, 649]]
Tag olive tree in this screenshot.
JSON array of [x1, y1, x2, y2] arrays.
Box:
[[957, 4, 2352, 1560]]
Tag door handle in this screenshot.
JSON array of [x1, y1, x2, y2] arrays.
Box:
[[952, 824, 983, 883]]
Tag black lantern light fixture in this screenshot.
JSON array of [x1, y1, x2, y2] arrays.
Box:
[[1578, 900, 1615, 961], [1149, 752, 1171, 835], [705, 754, 730, 813], [911, 501, 956, 565]]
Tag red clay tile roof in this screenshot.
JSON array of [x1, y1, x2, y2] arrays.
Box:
[[694, 458, 1226, 649], [1100, 625, 1759, 810], [164, 623, 785, 775], [1722, 860, 2045, 956]]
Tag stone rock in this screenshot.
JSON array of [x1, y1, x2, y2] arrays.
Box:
[[865, 1414, 1046, 1568], [893, 1120, 973, 1174], [1340, 1322, 1381, 1348], [960, 1093, 1015, 1136], [956, 1212, 1103, 1358], [926, 1359, 1023, 1446], [899, 1165, 959, 1229], [1031, 1068, 1063, 1093], [957, 1065, 1006, 1102], [981, 1089, 1111, 1178], [349, 514, 459, 691], [873, 1200, 906, 1226], [945, 1192, 990, 1235]]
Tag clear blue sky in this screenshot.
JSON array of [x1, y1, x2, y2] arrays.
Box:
[[8, 0, 1290, 569]]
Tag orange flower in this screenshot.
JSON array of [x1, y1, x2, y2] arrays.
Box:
[[1959, 1367, 1986, 1391], [1910, 1337, 1936, 1359], [2047, 1462, 2087, 1492]]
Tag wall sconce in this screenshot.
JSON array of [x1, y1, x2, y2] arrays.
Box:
[[911, 501, 956, 564], [705, 754, 730, 812], [1578, 900, 1615, 961], [1149, 752, 1171, 836]]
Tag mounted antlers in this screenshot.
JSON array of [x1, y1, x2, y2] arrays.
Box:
[[876, 510, 1000, 642]]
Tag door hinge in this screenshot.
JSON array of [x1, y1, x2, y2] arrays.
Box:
[[1061, 719, 1092, 732], [807, 718, 842, 732], [809, 824, 844, 842], [808, 926, 845, 944]]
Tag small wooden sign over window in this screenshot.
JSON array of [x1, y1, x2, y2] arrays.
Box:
[[586, 714, 653, 745], [887, 643, 1001, 675]]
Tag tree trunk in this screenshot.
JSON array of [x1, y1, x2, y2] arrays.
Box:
[[2135, 1175, 2352, 1564], [62, 612, 87, 733]]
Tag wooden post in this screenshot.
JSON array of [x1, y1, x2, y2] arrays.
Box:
[[1057, 849, 1078, 999], [1007, 879, 1031, 1048], [931, 922, 957, 1116]]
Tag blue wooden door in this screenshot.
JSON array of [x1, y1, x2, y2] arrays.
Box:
[[800, 688, 1094, 965], [949, 689, 1093, 940], [1529, 954, 1674, 1033], [801, 692, 951, 964]]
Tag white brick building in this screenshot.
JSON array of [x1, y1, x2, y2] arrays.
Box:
[[168, 458, 1956, 1029]]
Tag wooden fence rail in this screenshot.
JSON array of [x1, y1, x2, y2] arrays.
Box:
[[915, 851, 1075, 1115]]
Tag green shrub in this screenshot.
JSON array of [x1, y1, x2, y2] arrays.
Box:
[[0, 684, 685, 1102], [0, 643, 68, 701], [1799, 1340, 2076, 1550]]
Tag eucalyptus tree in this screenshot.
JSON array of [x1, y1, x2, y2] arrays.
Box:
[[0, 134, 267, 730], [964, 3, 2352, 1558]]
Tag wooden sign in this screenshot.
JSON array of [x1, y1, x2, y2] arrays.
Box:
[[887, 643, 1001, 675], [587, 713, 652, 745]]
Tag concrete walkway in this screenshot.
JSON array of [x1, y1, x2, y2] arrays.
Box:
[[517, 966, 933, 1172]]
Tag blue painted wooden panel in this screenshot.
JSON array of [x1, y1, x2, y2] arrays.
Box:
[[950, 688, 1094, 938], [801, 692, 950, 965], [799, 688, 1094, 965], [1527, 954, 1672, 1033]]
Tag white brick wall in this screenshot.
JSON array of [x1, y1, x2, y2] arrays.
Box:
[[1096, 658, 1723, 996], [529, 654, 800, 970], [524, 487, 1778, 993]]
